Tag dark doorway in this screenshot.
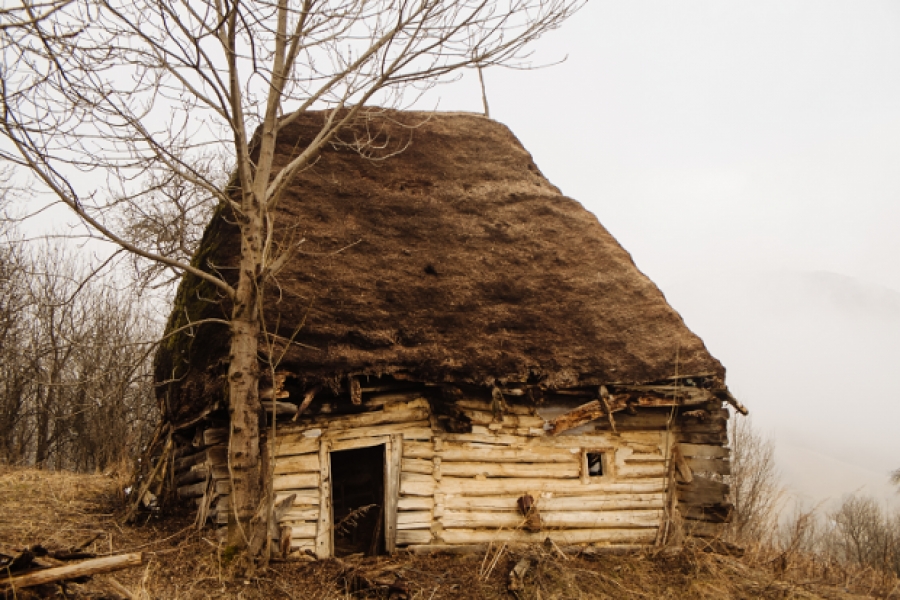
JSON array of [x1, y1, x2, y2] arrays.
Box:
[[330, 445, 386, 557]]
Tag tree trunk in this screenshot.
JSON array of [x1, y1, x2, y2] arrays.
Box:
[[226, 215, 264, 549]]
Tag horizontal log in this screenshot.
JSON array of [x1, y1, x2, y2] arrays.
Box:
[[296, 406, 430, 430], [402, 458, 434, 475], [396, 530, 433, 545], [441, 433, 522, 446], [403, 441, 434, 459], [686, 457, 730, 476], [286, 524, 317, 538], [270, 437, 320, 458], [461, 410, 546, 429], [677, 432, 727, 445], [439, 446, 579, 464], [275, 490, 319, 506], [400, 473, 436, 497], [624, 453, 666, 463], [177, 480, 208, 499], [175, 464, 209, 487], [616, 464, 667, 479], [677, 477, 730, 506], [677, 443, 729, 459], [398, 496, 435, 511], [436, 477, 666, 497], [202, 429, 227, 447], [396, 511, 433, 530], [174, 446, 227, 472], [453, 400, 535, 416], [440, 509, 662, 529], [439, 528, 657, 545], [325, 423, 432, 442], [281, 508, 320, 523], [0, 553, 145, 589], [273, 453, 320, 476], [273, 473, 319, 491], [441, 493, 666, 512], [330, 435, 390, 452], [439, 462, 580, 479]]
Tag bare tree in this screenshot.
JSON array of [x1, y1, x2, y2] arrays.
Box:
[[0, 237, 159, 470], [725, 417, 783, 546], [0, 0, 583, 552]]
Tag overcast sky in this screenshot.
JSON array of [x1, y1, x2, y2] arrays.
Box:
[[422, 0, 900, 507]]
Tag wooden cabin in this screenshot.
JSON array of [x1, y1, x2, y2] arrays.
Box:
[[155, 110, 746, 557]]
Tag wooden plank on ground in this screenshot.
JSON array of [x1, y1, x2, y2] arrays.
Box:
[[1, 553, 145, 590]]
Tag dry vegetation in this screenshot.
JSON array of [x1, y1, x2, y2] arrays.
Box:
[[2, 465, 897, 600]]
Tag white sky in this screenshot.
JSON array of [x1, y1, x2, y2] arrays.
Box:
[[421, 0, 900, 507]]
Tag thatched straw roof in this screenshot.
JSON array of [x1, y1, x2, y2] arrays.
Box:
[[155, 110, 724, 426]]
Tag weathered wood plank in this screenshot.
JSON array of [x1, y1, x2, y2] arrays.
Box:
[[273, 473, 319, 491], [403, 441, 434, 459], [316, 440, 332, 558], [400, 472, 437, 496], [0, 553, 145, 589], [398, 496, 435, 511], [677, 476, 729, 506], [460, 411, 546, 429], [295, 407, 430, 430], [396, 511, 433, 529], [440, 495, 664, 512], [396, 530, 432, 545], [685, 457, 730, 475], [385, 434, 402, 553], [270, 437, 320, 458], [438, 446, 579, 464], [678, 443, 729, 459], [440, 509, 662, 529], [453, 399, 535, 416], [547, 400, 605, 435], [325, 423, 432, 442], [436, 478, 666, 496], [439, 528, 657, 545], [439, 462, 580, 479], [281, 508, 320, 523], [402, 457, 434, 475], [273, 453, 320, 475], [615, 464, 667, 479]]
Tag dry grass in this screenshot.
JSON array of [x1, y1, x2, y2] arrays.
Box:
[[1, 466, 897, 599]]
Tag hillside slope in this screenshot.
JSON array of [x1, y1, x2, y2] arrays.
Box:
[[0, 467, 888, 599]]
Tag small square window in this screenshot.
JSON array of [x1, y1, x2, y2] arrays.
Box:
[[586, 452, 604, 477]]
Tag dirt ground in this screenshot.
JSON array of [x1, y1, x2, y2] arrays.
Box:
[[1, 467, 896, 599]]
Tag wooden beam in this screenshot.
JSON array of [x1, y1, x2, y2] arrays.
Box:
[[1, 553, 144, 590], [315, 440, 332, 558], [384, 434, 402, 553], [547, 400, 605, 435]]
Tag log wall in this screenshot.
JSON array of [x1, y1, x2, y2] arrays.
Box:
[[175, 387, 733, 555]]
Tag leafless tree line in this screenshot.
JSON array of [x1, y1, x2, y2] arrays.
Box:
[[726, 417, 900, 582], [0, 223, 159, 472]]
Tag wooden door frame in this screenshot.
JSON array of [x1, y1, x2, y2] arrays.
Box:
[[317, 434, 402, 557]]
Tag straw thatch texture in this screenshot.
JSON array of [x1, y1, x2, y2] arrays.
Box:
[[155, 110, 723, 425]]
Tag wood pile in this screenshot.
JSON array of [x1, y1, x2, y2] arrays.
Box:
[[173, 428, 229, 527]]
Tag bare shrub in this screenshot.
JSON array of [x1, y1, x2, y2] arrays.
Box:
[[725, 417, 783, 548]]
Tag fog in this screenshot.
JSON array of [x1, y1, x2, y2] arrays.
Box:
[[419, 0, 900, 506]]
